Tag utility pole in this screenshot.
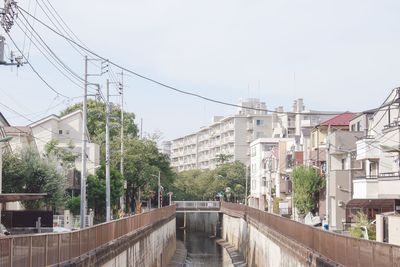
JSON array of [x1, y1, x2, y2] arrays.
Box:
[[245, 165, 249, 205], [158, 171, 161, 208], [119, 71, 125, 211], [105, 79, 111, 222], [80, 56, 88, 229]]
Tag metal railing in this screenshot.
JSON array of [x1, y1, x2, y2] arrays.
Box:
[[221, 202, 400, 267], [0, 205, 175, 267], [175, 201, 221, 211]]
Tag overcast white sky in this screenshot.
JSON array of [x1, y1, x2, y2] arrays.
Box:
[[1, 0, 400, 141]]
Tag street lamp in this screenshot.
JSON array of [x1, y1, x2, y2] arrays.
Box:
[[0, 136, 13, 228]]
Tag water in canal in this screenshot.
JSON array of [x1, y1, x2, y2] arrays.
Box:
[[177, 229, 233, 267]]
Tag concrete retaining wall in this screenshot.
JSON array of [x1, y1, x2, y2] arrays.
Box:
[[63, 217, 176, 267], [176, 212, 219, 235], [222, 214, 336, 267]]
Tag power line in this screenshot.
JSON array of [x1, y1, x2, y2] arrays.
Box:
[[3, 31, 70, 99], [16, 5, 349, 116], [17, 10, 84, 83], [14, 19, 85, 89]]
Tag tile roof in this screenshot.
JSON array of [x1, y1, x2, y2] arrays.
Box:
[[319, 112, 356, 126]]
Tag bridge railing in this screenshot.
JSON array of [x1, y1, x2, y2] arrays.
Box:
[[0, 205, 175, 267], [174, 201, 220, 211], [221, 202, 399, 267]]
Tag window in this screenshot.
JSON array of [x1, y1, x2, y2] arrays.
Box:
[[251, 147, 257, 157], [59, 130, 63, 134], [262, 177, 267, 187], [256, 119, 263, 126]]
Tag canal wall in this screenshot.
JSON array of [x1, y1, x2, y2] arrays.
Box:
[[222, 214, 336, 267], [63, 216, 176, 267], [176, 212, 219, 235]]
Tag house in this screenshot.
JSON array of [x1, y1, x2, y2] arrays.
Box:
[[346, 88, 400, 226], [309, 112, 356, 218], [29, 110, 100, 192]]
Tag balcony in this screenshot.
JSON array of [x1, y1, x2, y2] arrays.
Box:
[[353, 176, 378, 199], [280, 180, 292, 194], [356, 137, 380, 160]]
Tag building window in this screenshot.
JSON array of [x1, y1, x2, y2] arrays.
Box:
[[262, 177, 267, 187], [256, 119, 263, 126], [59, 130, 63, 135]]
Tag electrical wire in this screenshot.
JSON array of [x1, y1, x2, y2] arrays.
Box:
[[3, 31, 70, 99], [18, 10, 85, 83], [14, 19, 85, 89], [17, 5, 351, 116]]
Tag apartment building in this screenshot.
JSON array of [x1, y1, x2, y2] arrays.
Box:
[[171, 99, 274, 171], [171, 98, 337, 172], [249, 138, 297, 212]]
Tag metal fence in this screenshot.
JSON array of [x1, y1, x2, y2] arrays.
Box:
[[0, 205, 175, 267], [174, 201, 220, 211], [221, 202, 400, 267]]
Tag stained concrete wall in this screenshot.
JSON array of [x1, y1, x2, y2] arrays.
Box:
[[176, 212, 219, 235], [63, 217, 176, 267], [222, 214, 336, 267]]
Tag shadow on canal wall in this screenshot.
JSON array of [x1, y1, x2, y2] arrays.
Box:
[[222, 214, 338, 267]]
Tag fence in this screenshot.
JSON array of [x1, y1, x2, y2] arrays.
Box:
[[174, 201, 220, 211], [221, 202, 400, 267], [0, 205, 175, 267], [53, 214, 93, 229]]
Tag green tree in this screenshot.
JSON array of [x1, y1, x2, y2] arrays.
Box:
[[216, 153, 233, 164], [87, 164, 124, 221], [122, 138, 175, 212], [2, 146, 66, 209], [66, 196, 80, 215], [292, 165, 325, 216], [172, 161, 246, 202], [349, 211, 376, 240], [60, 99, 138, 159]]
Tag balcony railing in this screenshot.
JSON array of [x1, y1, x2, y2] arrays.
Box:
[[379, 172, 400, 179]]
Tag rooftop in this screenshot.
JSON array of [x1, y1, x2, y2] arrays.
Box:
[[319, 112, 356, 127]]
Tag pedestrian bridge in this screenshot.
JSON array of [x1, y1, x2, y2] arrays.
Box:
[[1, 202, 399, 267], [174, 201, 220, 212]]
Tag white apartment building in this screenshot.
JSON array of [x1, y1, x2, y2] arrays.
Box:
[[29, 110, 100, 176], [171, 99, 274, 171], [353, 88, 400, 200], [171, 98, 337, 172], [249, 138, 295, 212]]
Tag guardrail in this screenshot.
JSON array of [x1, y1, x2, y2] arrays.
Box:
[[221, 202, 400, 267], [175, 201, 220, 211], [0, 205, 175, 267]]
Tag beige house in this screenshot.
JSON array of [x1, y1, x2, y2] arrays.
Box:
[[29, 110, 100, 177]]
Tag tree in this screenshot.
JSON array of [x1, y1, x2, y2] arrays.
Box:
[[2, 146, 67, 209], [292, 165, 325, 217], [60, 99, 138, 159], [172, 161, 246, 202], [122, 138, 175, 212], [87, 164, 124, 221], [216, 154, 233, 164], [349, 211, 376, 240]]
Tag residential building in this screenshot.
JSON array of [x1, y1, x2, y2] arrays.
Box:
[[353, 88, 400, 200], [159, 141, 172, 158], [171, 98, 274, 171], [308, 112, 356, 219], [171, 98, 336, 172], [3, 126, 35, 152], [325, 130, 364, 230], [29, 110, 100, 178], [249, 138, 297, 213]]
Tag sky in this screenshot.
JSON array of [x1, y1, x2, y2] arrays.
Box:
[[1, 0, 400, 141]]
